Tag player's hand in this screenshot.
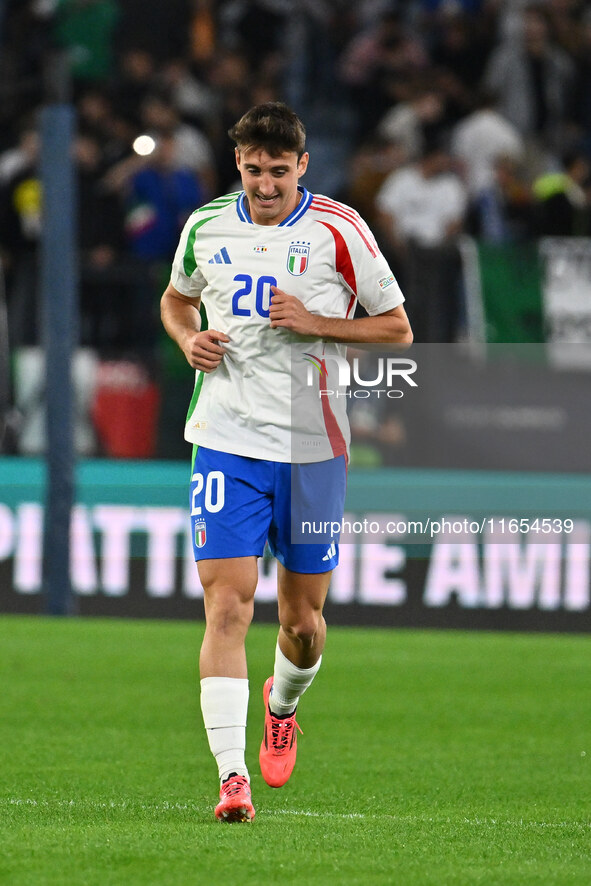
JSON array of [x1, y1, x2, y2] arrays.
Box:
[[183, 330, 230, 372], [269, 287, 321, 336]]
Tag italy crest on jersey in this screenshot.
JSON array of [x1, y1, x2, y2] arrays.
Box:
[[194, 520, 206, 548], [287, 241, 310, 276]]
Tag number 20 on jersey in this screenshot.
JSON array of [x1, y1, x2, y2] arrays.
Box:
[[232, 274, 277, 318]]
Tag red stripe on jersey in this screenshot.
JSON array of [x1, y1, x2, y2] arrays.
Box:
[[319, 357, 348, 459], [318, 221, 357, 317], [311, 197, 379, 257], [345, 291, 356, 319]]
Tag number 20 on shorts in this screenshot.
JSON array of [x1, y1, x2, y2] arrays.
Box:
[[191, 471, 225, 516]]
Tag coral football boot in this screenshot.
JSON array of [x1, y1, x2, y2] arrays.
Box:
[[259, 677, 302, 788], [214, 774, 255, 823]]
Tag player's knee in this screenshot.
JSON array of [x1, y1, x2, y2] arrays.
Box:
[[281, 612, 323, 648], [205, 588, 254, 636], [207, 605, 253, 638]]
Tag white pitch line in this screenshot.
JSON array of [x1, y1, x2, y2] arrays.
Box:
[[3, 799, 591, 830]]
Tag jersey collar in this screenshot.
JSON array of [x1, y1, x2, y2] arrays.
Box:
[[236, 186, 313, 227]]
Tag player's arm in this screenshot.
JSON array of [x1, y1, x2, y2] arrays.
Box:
[[269, 289, 413, 345], [160, 281, 230, 372]]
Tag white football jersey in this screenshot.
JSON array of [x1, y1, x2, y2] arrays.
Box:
[[170, 186, 404, 463]]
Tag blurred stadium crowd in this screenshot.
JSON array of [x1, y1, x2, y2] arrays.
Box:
[[1, 0, 591, 458]]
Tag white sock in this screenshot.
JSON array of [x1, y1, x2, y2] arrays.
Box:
[[269, 642, 322, 716], [200, 676, 249, 783]]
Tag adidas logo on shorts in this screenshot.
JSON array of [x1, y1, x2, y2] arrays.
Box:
[[322, 541, 337, 562]]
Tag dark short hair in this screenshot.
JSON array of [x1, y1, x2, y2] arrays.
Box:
[[228, 102, 306, 158]]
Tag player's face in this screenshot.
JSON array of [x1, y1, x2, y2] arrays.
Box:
[[236, 147, 309, 226]]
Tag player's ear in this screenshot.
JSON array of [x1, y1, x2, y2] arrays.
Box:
[[297, 152, 309, 178], [235, 147, 241, 170]]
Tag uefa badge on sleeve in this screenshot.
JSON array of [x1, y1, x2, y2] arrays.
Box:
[[194, 521, 206, 548], [287, 241, 310, 276]]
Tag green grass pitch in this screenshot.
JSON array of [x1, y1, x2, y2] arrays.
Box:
[[1, 615, 589, 885]]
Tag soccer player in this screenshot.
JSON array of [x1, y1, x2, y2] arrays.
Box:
[[161, 102, 412, 822]]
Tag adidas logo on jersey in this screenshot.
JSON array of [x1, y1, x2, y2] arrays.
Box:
[[322, 541, 337, 562], [208, 247, 232, 264]]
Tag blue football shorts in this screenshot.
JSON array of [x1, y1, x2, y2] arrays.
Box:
[[189, 446, 347, 573]]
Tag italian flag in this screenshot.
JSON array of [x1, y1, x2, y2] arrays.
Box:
[[289, 254, 307, 274], [460, 236, 591, 368]]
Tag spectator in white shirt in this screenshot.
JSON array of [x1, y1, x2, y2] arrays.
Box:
[[375, 140, 467, 341], [376, 140, 467, 250], [451, 91, 525, 197]]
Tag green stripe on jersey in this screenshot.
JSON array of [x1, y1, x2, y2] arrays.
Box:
[[186, 370, 206, 426], [196, 191, 240, 213], [182, 194, 240, 277], [183, 216, 217, 276], [199, 301, 208, 332]]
